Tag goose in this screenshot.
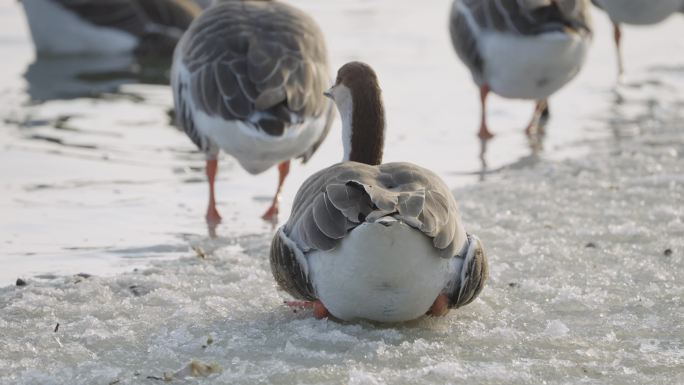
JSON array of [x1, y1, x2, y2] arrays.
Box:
[[172, 0, 334, 224], [21, 0, 202, 57], [592, 0, 684, 77], [270, 62, 489, 322], [449, 0, 593, 139]]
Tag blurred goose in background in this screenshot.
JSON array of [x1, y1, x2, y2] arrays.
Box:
[[24, 55, 174, 102], [172, 0, 334, 225], [592, 0, 684, 77], [449, 0, 592, 139], [21, 0, 201, 57], [270, 62, 488, 322]]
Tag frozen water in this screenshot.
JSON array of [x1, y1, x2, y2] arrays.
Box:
[[1, 0, 684, 384], [2, 75, 683, 384]]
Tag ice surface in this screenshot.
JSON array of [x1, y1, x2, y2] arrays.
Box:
[[2, 79, 683, 384], [1, 0, 684, 384]]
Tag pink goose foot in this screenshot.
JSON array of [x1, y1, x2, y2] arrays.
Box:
[[286, 300, 329, 319], [427, 293, 450, 317]]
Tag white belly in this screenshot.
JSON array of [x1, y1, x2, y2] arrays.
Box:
[[596, 0, 683, 25], [480, 31, 590, 100], [307, 220, 459, 322], [173, 62, 328, 174], [22, 0, 138, 55], [194, 112, 327, 174]]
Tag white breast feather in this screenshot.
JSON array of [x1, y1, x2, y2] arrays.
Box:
[[307, 221, 461, 322]]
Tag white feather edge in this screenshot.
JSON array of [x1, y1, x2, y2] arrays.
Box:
[[277, 227, 310, 277]]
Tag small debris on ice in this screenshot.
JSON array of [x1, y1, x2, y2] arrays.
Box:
[[172, 360, 221, 379]]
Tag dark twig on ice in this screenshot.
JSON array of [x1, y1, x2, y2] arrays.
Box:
[[54, 323, 60, 332]]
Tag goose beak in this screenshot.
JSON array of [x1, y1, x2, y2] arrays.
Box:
[[323, 86, 334, 100]]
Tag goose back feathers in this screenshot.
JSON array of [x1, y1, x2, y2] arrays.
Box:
[[450, 0, 592, 84], [174, 0, 331, 147], [272, 161, 469, 301]]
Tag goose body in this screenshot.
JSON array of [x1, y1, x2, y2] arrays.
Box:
[[175, 60, 330, 174], [449, 0, 592, 138], [172, 0, 333, 222], [479, 30, 588, 100], [270, 62, 488, 323], [21, 0, 201, 56], [593, 0, 683, 25]]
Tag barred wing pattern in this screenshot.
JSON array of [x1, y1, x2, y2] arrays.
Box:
[[450, 0, 591, 83], [287, 162, 466, 256], [175, 0, 331, 149], [271, 162, 469, 301]]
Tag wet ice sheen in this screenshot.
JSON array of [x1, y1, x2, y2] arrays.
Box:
[[2, 83, 683, 384]]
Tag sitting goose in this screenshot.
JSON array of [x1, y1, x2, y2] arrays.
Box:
[[592, 0, 684, 77], [449, 0, 592, 139], [172, 0, 334, 223], [21, 0, 202, 56], [270, 62, 488, 322]]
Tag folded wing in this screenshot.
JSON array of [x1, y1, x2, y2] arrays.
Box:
[[284, 162, 468, 259], [176, 1, 331, 139]]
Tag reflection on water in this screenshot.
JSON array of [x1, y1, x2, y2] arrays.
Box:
[[476, 113, 548, 182], [607, 71, 682, 145], [24, 54, 171, 102]]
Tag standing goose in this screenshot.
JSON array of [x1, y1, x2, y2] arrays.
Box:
[[21, 0, 202, 56], [270, 62, 488, 322], [449, 0, 593, 139], [172, 0, 334, 224], [592, 0, 684, 77]]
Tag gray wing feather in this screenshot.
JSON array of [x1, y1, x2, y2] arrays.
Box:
[[282, 162, 467, 258], [450, 236, 489, 308], [270, 230, 316, 301], [176, 1, 330, 138], [172, 60, 213, 154], [325, 183, 373, 223], [449, 0, 485, 83], [450, 0, 591, 83], [451, 0, 591, 36]]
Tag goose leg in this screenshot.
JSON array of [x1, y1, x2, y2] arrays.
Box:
[[478, 85, 494, 140], [613, 22, 624, 79], [262, 160, 290, 221], [525, 99, 548, 136], [427, 293, 450, 317], [205, 159, 222, 226], [285, 300, 330, 319]]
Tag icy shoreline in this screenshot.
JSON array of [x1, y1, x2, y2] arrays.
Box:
[[2, 0, 684, 383], [2, 82, 682, 384]]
